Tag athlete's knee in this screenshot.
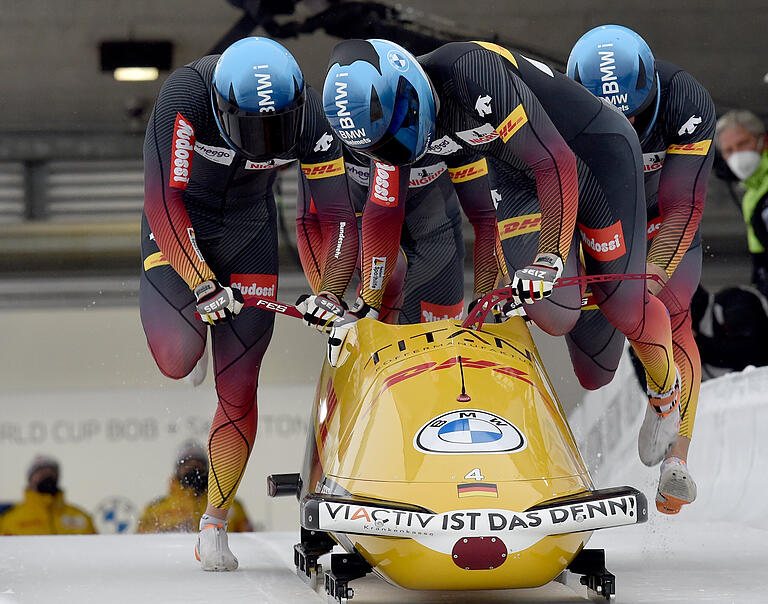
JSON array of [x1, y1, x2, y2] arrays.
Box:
[[529, 306, 580, 336], [147, 336, 205, 380], [574, 367, 615, 391]]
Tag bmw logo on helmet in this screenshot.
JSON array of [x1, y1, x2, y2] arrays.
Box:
[[323, 39, 437, 165], [567, 24, 659, 121]]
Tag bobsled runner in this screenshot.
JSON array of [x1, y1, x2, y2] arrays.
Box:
[[267, 286, 648, 602]]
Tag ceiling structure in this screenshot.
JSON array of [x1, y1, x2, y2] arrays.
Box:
[[1, 0, 766, 137]]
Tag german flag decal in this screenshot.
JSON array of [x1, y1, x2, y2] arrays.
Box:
[[666, 140, 712, 156], [457, 482, 498, 498]]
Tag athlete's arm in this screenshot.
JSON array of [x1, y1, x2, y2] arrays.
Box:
[[295, 174, 325, 294], [447, 155, 506, 296], [298, 91, 359, 299], [650, 70, 715, 277], [359, 158, 410, 310], [143, 67, 216, 290], [455, 47, 579, 263]]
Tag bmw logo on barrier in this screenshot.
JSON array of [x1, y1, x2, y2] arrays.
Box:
[[414, 409, 526, 454]]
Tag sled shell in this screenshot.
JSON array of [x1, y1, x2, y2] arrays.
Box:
[[301, 317, 604, 590]]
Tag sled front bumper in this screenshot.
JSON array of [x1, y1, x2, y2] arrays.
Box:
[[301, 486, 647, 545]]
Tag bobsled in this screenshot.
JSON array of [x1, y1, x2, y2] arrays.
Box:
[[268, 288, 647, 602]]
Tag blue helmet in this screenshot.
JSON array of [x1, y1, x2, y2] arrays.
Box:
[[323, 39, 436, 164], [211, 37, 305, 160], [567, 25, 659, 120]]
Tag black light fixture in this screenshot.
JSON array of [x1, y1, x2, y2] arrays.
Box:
[[100, 40, 173, 82]]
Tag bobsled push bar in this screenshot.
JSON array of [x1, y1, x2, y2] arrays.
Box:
[[301, 486, 647, 541]]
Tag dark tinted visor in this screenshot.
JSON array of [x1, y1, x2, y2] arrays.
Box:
[[212, 87, 305, 161], [366, 77, 420, 165]]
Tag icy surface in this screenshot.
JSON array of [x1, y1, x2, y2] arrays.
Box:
[[2, 363, 768, 602]]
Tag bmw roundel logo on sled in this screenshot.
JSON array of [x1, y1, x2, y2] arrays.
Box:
[[414, 409, 527, 454]]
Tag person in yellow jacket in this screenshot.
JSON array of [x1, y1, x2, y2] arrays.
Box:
[[0, 455, 96, 535], [137, 440, 252, 533], [716, 109, 768, 296]]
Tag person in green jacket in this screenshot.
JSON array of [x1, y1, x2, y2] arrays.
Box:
[[715, 109, 768, 296]]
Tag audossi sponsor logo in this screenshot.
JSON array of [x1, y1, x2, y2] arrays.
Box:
[[229, 274, 278, 300], [420, 300, 465, 323], [449, 158, 488, 183], [143, 251, 169, 272], [496, 104, 528, 143], [371, 162, 399, 207], [301, 157, 345, 179], [647, 216, 662, 240], [169, 113, 195, 189], [498, 213, 541, 240], [578, 221, 626, 261], [666, 140, 712, 156]]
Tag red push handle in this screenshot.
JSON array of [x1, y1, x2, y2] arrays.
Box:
[[195, 295, 303, 321]]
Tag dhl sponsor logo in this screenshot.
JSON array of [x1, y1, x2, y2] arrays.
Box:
[[143, 251, 169, 271], [301, 157, 345, 179], [472, 41, 518, 68], [498, 213, 541, 240], [666, 139, 712, 156], [496, 104, 528, 143], [449, 158, 488, 183]]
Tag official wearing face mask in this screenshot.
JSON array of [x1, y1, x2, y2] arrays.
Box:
[[716, 110, 768, 296]]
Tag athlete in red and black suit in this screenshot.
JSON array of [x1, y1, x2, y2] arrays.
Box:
[[320, 39, 678, 419], [141, 38, 357, 569], [297, 146, 507, 325]]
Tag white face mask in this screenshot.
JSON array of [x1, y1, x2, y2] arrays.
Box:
[[727, 150, 762, 181]]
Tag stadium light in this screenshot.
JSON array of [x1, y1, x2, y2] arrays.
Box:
[[100, 41, 173, 82]]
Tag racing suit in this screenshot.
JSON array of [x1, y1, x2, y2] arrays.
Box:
[[297, 148, 506, 323], [566, 61, 715, 440], [141, 56, 357, 510], [352, 42, 676, 395]]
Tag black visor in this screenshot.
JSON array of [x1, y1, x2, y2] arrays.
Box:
[[212, 86, 306, 161], [366, 77, 421, 165]]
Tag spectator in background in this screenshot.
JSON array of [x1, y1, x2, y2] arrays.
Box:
[[715, 110, 768, 296], [137, 440, 251, 533], [0, 455, 96, 535]]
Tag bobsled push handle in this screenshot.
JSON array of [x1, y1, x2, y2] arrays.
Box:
[[194, 295, 303, 320], [463, 273, 666, 330]]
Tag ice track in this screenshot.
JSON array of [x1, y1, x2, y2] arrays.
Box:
[[2, 362, 768, 603]]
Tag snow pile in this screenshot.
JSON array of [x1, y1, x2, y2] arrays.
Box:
[[569, 350, 768, 528]]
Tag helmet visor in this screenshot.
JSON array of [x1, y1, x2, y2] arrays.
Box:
[[212, 87, 305, 161], [367, 77, 422, 165]]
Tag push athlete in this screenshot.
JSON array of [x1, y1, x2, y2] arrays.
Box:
[[297, 145, 507, 326], [141, 37, 357, 569], [567, 24, 715, 513], [319, 39, 679, 443]]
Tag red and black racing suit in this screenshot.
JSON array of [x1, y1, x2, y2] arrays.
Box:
[[297, 147, 506, 323], [565, 61, 714, 439], [353, 41, 676, 395], [141, 55, 357, 510]]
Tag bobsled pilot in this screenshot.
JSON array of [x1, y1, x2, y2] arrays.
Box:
[[141, 37, 357, 570], [567, 24, 715, 513], [314, 38, 679, 495]]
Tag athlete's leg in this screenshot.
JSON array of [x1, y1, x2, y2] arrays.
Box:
[[492, 163, 581, 335], [565, 309, 625, 390], [657, 238, 703, 458], [186, 196, 279, 516], [571, 111, 675, 396], [398, 181, 465, 324], [139, 212, 207, 379]]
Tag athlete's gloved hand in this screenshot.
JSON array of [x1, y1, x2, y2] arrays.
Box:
[[327, 298, 379, 367], [194, 280, 245, 325], [296, 292, 346, 334], [512, 253, 564, 304]]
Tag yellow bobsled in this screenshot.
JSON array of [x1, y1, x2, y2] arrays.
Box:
[[269, 297, 647, 602]]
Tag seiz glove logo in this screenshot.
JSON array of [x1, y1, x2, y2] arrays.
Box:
[[316, 297, 344, 316], [520, 268, 546, 278], [169, 113, 195, 189], [202, 295, 227, 313]]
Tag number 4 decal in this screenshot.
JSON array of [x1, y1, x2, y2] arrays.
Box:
[[464, 468, 484, 481]]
